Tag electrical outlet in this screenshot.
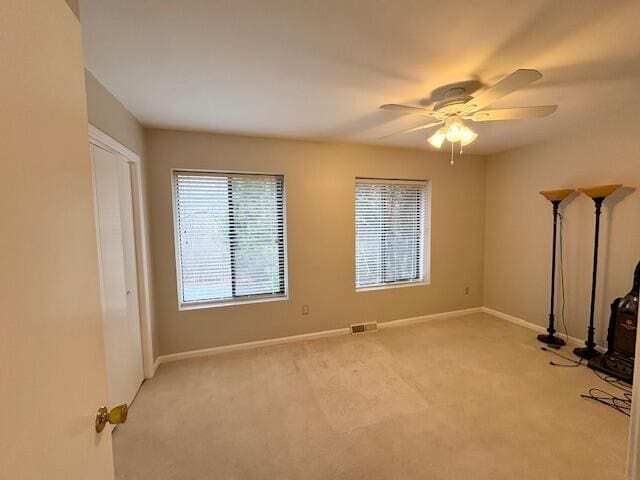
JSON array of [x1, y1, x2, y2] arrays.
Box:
[[464, 287, 470, 295], [301, 305, 310, 315]]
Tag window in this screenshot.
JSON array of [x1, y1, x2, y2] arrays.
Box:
[[355, 178, 430, 289], [173, 171, 287, 308]]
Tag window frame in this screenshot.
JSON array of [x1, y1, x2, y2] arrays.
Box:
[[171, 168, 289, 310], [354, 177, 431, 292]]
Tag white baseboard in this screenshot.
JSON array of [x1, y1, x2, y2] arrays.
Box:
[[481, 306, 605, 352], [156, 307, 484, 367], [157, 326, 351, 366], [149, 356, 161, 378], [481, 306, 546, 333], [155, 305, 604, 369], [378, 307, 483, 329]]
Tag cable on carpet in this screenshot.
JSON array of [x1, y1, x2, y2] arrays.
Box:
[[581, 370, 632, 417], [540, 346, 585, 367], [592, 369, 633, 393]]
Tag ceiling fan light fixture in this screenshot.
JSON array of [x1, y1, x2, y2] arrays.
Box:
[[445, 119, 465, 142], [427, 128, 446, 148], [460, 125, 478, 146]]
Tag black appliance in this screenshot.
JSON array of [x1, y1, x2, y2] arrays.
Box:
[[588, 261, 639, 383]]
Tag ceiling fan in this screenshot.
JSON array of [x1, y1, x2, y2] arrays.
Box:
[[379, 69, 557, 152]]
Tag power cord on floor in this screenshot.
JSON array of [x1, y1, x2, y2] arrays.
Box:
[[540, 346, 585, 367], [581, 369, 633, 417], [593, 369, 633, 393]]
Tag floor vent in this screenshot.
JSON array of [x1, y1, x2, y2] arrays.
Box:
[[350, 322, 378, 335]]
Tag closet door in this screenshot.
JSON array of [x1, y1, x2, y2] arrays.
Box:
[[91, 143, 144, 411]]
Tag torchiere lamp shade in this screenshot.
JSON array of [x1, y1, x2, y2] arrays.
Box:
[[579, 184, 622, 199], [540, 189, 574, 203]]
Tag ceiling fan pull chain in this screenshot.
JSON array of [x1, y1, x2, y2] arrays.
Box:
[[450, 141, 454, 165]]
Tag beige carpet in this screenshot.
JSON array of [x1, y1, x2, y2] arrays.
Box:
[[114, 313, 630, 479]]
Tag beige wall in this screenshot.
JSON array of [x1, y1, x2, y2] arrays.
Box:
[[85, 70, 145, 156], [84, 69, 158, 360], [146, 129, 486, 355], [484, 110, 640, 346]]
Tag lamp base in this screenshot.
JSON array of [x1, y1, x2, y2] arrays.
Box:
[[537, 333, 566, 347], [573, 346, 600, 360]]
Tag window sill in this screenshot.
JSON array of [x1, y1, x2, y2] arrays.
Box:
[[356, 280, 429, 292], [179, 295, 288, 311]]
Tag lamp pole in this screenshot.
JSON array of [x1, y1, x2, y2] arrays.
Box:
[[538, 189, 573, 346], [574, 184, 622, 360]]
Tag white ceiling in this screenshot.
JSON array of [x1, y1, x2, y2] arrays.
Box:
[[80, 0, 640, 154]]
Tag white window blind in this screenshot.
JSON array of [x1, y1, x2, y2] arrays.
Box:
[[173, 171, 287, 307], [355, 178, 429, 289]]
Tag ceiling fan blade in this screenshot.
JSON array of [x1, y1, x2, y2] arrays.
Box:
[[379, 121, 442, 139], [379, 104, 439, 117], [469, 105, 558, 122], [461, 69, 543, 114]]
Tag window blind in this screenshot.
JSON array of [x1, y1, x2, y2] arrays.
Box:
[[173, 171, 286, 306], [355, 179, 428, 289]]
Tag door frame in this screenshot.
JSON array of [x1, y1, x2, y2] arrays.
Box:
[[89, 124, 155, 379]]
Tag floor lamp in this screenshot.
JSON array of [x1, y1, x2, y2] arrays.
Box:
[[573, 184, 622, 360], [538, 189, 574, 347]]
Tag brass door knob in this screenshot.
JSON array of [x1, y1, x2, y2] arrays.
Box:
[[95, 404, 129, 433]]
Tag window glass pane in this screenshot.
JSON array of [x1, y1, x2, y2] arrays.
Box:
[[231, 177, 284, 297], [355, 180, 427, 289], [174, 172, 286, 306], [355, 184, 384, 286], [384, 186, 422, 283], [176, 175, 232, 302]]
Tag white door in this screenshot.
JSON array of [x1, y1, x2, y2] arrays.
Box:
[[0, 2, 115, 479], [91, 144, 145, 409]]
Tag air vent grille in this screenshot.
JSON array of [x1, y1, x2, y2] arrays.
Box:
[[350, 322, 378, 335]]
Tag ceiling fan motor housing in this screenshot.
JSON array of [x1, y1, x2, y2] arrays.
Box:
[[433, 95, 474, 115]]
